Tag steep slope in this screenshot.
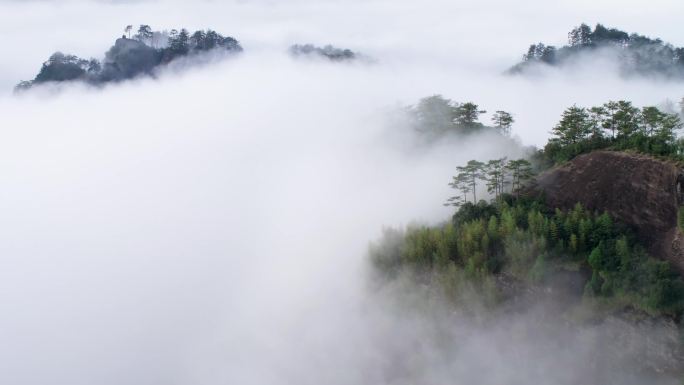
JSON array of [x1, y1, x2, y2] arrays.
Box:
[[531, 150, 684, 273]]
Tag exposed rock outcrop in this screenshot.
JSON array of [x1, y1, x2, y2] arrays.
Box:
[[530, 150, 684, 273]]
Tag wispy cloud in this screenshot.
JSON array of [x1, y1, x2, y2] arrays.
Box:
[[0, 1, 683, 384]]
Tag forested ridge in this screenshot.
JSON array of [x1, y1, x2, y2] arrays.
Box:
[[510, 23, 684, 78], [16, 25, 243, 90], [537, 100, 684, 165], [372, 96, 684, 324], [15, 29, 367, 91]]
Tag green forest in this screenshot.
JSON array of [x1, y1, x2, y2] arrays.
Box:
[[372, 198, 684, 317], [540, 100, 684, 165], [371, 97, 684, 320]]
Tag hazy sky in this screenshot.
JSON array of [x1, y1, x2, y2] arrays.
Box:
[[2, 0, 684, 144], [0, 1, 683, 384]]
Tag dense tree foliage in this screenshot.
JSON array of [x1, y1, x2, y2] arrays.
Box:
[[16, 24, 243, 91], [511, 23, 684, 78], [541, 101, 683, 164], [371, 198, 684, 316], [407, 95, 514, 137], [446, 158, 533, 207], [13, 52, 107, 91], [405, 95, 682, 166], [289, 44, 358, 61], [371, 94, 684, 322], [373, 103, 684, 318]]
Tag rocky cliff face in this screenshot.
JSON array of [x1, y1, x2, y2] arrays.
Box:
[[530, 150, 684, 273]]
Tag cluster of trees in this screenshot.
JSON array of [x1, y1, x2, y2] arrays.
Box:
[[446, 158, 533, 207], [125, 24, 162, 47], [288, 44, 357, 61], [371, 198, 684, 316], [511, 23, 684, 78], [369, 95, 684, 319], [162, 27, 242, 62], [15, 53, 101, 90], [16, 24, 243, 91], [521, 43, 557, 64], [408, 95, 514, 137], [542, 101, 683, 163]]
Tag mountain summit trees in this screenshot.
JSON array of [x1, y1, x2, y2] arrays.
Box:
[[135, 25, 154, 46], [551, 106, 593, 146], [491, 111, 514, 136], [544, 101, 683, 163], [447, 158, 534, 207], [16, 24, 243, 91], [511, 23, 684, 79], [408, 95, 514, 137]]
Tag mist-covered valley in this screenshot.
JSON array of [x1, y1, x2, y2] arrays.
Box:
[[1, 1, 684, 384]]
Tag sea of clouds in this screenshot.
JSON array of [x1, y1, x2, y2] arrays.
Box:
[[0, 1, 683, 384]]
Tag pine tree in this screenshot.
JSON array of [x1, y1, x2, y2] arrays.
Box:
[[191, 30, 207, 50], [642, 106, 667, 137], [454, 102, 486, 128], [602, 101, 620, 138], [447, 172, 472, 206], [136, 25, 153, 45], [413, 95, 458, 134], [568, 23, 592, 47], [551, 106, 592, 145], [613, 101, 641, 139], [506, 159, 534, 197], [484, 158, 507, 202], [588, 106, 607, 140], [457, 160, 485, 202], [491, 111, 514, 136], [656, 113, 682, 144]]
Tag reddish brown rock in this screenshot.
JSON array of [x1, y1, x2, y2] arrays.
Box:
[[530, 150, 684, 273]]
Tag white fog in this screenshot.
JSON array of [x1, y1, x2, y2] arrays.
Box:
[[0, 1, 683, 384]]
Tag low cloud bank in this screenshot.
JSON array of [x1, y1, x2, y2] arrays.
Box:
[[1, 1, 684, 384]]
